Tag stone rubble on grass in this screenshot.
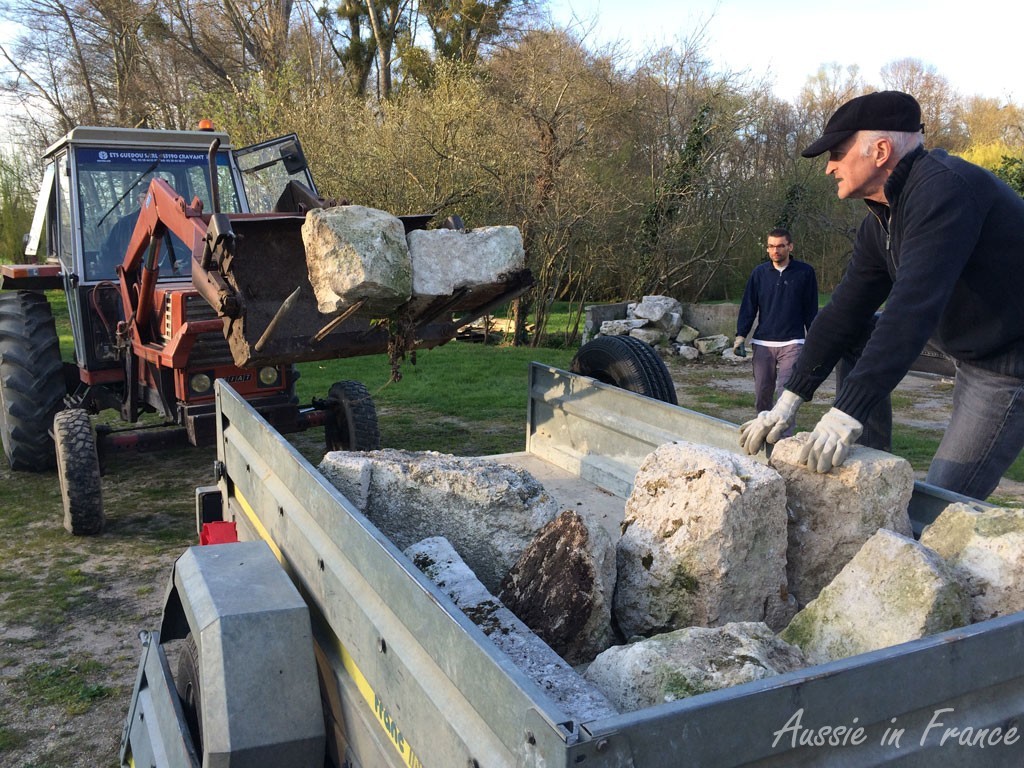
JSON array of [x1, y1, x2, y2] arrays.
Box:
[[676, 344, 701, 361], [693, 335, 729, 355], [920, 502, 1024, 622], [317, 449, 557, 592], [781, 529, 969, 664], [498, 510, 616, 665], [302, 205, 412, 314], [592, 295, 749, 363], [629, 327, 670, 346], [405, 536, 619, 723], [769, 435, 914, 606], [584, 622, 806, 712], [600, 318, 647, 336], [406, 225, 525, 298], [614, 441, 793, 638], [675, 325, 700, 344], [631, 295, 683, 327]]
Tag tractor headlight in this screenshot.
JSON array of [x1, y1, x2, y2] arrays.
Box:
[[190, 373, 213, 394], [258, 367, 280, 387]]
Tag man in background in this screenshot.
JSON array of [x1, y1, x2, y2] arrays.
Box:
[[734, 228, 818, 434]]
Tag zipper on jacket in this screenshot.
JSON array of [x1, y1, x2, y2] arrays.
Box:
[[870, 208, 892, 254]]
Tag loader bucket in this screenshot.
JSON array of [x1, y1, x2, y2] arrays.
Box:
[[211, 215, 533, 368]]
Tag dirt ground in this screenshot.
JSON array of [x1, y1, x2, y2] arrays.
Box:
[[0, 357, 1020, 768]]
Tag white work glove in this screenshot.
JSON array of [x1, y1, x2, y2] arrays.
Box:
[[798, 408, 864, 473], [739, 389, 803, 455]]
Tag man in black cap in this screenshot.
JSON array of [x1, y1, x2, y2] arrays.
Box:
[[739, 90, 1024, 500]]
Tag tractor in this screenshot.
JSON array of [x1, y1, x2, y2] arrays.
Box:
[[0, 125, 531, 534]]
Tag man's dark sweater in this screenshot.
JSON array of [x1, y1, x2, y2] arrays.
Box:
[[737, 259, 818, 342], [786, 145, 1024, 423]]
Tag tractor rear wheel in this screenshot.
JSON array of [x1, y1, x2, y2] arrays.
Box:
[[54, 408, 104, 535], [325, 380, 381, 452], [571, 335, 678, 405], [0, 291, 66, 471]]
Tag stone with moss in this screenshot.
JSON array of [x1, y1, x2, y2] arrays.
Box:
[[769, 436, 914, 607], [920, 502, 1024, 622], [584, 622, 806, 712], [781, 529, 969, 664], [614, 441, 792, 638]]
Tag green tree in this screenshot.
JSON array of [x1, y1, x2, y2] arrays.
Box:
[[0, 151, 36, 264]]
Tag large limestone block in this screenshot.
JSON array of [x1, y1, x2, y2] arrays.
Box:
[[406, 226, 525, 298], [781, 529, 969, 664], [770, 435, 914, 606], [406, 537, 618, 722], [318, 450, 557, 592], [302, 205, 412, 314], [920, 502, 1024, 622], [584, 622, 806, 712], [615, 441, 791, 638], [498, 510, 616, 665]]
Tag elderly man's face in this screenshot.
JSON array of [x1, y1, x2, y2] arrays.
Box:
[[825, 133, 889, 202]]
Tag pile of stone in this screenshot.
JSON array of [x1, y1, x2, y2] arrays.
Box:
[[587, 294, 747, 362], [318, 438, 1024, 717], [301, 205, 525, 316]]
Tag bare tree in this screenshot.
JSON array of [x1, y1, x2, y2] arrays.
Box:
[[880, 58, 965, 150]]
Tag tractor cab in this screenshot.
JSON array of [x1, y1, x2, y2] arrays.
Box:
[[16, 127, 315, 372], [1, 126, 321, 454]]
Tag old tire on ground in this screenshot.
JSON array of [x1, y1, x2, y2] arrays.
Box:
[[54, 408, 104, 535], [325, 380, 381, 452], [176, 633, 204, 756], [571, 335, 678, 405], [0, 291, 66, 471]]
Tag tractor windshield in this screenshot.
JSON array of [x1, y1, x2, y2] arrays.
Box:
[[75, 147, 241, 282]]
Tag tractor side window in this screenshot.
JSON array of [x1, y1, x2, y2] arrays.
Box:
[[234, 135, 317, 213], [55, 156, 73, 271]]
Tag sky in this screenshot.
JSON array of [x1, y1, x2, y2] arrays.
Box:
[[546, 0, 1024, 104]]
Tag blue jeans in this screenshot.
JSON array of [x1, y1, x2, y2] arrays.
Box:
[[926, 361, 1024, 500]]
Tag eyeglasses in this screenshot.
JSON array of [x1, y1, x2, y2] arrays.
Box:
[[766, 244, 791, 250]]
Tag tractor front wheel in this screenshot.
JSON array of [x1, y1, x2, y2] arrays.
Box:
[[54, 408, 104, 535], [0, 291, 66, 471], [325, 380, 381, 452]]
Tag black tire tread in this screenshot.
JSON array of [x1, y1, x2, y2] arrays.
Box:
[[326, 380, 381, 451], [54, 408, 104, 535], [0, 291, 65, 471], [571, 335, 678, 405]]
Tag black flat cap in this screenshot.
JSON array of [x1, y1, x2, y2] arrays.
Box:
[[801, 90, 924, 158]]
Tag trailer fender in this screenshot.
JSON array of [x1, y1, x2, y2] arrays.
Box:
[[155, 540, 325, 767]]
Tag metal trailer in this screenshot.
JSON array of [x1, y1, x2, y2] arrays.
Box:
[[121, 364, 1024, 767]]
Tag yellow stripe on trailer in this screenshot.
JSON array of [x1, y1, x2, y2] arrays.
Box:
[[235, 488, 283, 561], [235, 488, 423, 768], [339, 642, 424, 768]]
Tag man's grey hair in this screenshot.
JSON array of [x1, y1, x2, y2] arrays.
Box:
[[859, 130, 924, 160]]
